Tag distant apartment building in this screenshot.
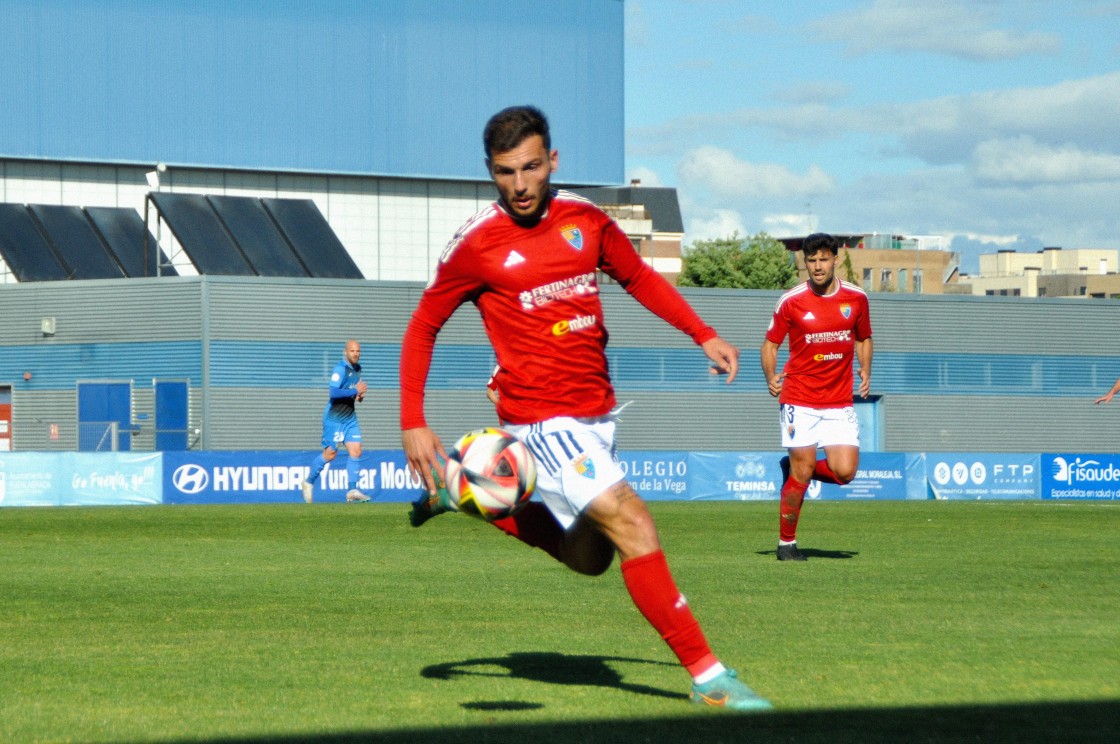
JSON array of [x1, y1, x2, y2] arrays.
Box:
[[574, 182, 685, 283], [962, 247, 1120, 298]]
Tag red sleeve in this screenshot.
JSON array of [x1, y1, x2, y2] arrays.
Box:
[[399, 237, 483, 430], [855, 294, 872, 341], [765, 297, 790, 345], [596, 215, 717, 345]]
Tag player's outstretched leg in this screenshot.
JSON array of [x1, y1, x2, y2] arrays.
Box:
[[691, 668, 773, 712]]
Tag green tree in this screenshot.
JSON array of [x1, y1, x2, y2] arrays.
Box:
[[840, 248, 859, 286], [678, 232, 797, 289]]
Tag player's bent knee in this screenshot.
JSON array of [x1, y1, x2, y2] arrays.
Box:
[[560, 524, 616, 576], [563, 547, 614, 576]]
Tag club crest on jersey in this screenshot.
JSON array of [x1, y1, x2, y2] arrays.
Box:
[[560, 224, 583, 251], [573, 453, 596, 479], [840, 303, 852, 319]]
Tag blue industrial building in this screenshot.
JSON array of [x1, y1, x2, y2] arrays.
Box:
[[0, 1, 1117, 457]]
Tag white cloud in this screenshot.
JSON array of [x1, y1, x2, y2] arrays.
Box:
[[683, 208, 748, 244], [949, 231, 1022, 247], [761, 213, 819, 236], [817, 0, 1061, 61], [971, 136, 1120, 184], [884, 72, 1120, 163], [677, 145, 835, 199], [698, 72, 1120, 168], [633, 72, 1120, 171]]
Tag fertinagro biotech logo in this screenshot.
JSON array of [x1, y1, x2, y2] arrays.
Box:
[[1048, 455, 1120, 500]]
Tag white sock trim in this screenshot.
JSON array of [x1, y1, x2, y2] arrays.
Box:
[[693, 662, 726, 685]]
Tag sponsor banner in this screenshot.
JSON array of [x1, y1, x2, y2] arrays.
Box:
[[927, 453, 1039, 500], [0, 452, 161, 507], [815, 452, 925, 501], [618, 451, 691, 500], [632, 451, 927, 501], [164, 450, 422, 504], [1042, 453, 1120, 500], [687, 451, 780, 501]]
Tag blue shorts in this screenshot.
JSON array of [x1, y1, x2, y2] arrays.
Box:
[[322, 414, 361, 450]]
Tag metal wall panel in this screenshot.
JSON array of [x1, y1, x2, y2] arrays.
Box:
[[865, 293, 1115, 354], [2, 277, 1119, 453], [0, 278, 202, 343], [0, 1, 625, 185], [883, 395, 1120, 453]]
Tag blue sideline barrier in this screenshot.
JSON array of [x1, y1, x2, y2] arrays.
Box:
[[2, 451, 1119, 507]]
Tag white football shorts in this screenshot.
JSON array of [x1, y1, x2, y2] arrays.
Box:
[[504, 415, 626, 530], [779, 403, 860, 449]]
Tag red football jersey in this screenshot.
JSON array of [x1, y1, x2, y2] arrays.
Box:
[[400, 190, 717, 428], [765, 280, 872, 408]]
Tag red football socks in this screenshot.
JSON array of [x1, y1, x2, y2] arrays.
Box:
[[620, 550, 717, 677], [779, 476, 809, 542], [490, 502, 564, 561], [813, 458, 842, 484]]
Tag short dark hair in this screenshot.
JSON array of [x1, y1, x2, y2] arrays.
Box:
[[801, 232, 839, 256], [483, 106, 551, 159]]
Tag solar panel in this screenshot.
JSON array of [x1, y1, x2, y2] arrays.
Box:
[[0, 203, 70, 281], [149, 192, 254, 275], [262, 198, 363, 279], [207, 195, 309, 277], [85, 207, 179, 278], [29, 205, 125, 280]]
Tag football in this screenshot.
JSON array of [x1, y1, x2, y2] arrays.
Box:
[[445, 427, 536, 520]]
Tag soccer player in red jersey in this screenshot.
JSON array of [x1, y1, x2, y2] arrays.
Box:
[[400, 106, 771, 711], [761, 233, 873, 561]]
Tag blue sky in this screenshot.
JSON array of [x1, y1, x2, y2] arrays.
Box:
[[624, 0, 1120, 272]]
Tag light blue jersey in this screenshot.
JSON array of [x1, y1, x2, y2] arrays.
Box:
[[321, 358, 362, 449]]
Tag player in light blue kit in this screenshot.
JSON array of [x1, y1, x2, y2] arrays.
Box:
[[301, 339, 370, 503]]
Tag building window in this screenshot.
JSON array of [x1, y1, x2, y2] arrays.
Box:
[[863, 268, 872, 287], [1039, 287, 1047, 296], [880, 269, 892, 290], [913, 268, 923, 294]]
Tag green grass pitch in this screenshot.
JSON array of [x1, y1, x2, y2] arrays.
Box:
[[1, 501, 1116, 743]]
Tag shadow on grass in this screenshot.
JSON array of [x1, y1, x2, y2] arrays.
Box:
[[422, 651, 687, 701], [757, 547, 859, 559], [197, 699, 1120, 743]]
